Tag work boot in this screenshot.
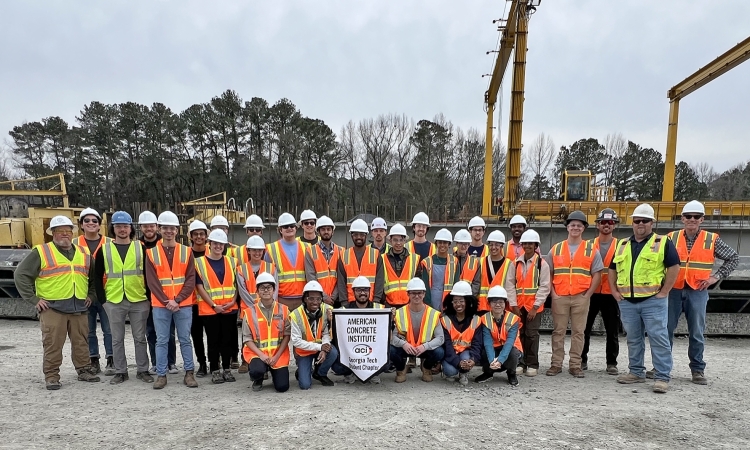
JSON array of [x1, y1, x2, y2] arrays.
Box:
[[645, 368, 655, 379], [507, 372, 519, 386], [211, 370, 225, 384], [230, 356, 240, 370], [153, 376, 167, 390], [617, 373, 646, 384], [46, 380, 61, 390], [546, 366, 562, 376], [77, 368, 100, 382], [104, 356, 115, 376], [569, 367, 585, 378], [653, 380, 669, 393], [196, 362, 208, 378], [606, 365, 619, 375], [458, 373, 469, 386], [407, 356, 417, 368], [691, 371, 708, 385], [474, 372, 494, 383], [110, 373, 128, 385], [252, 380, 263, 391], [90, 357, 101, 374], [223, 369, 236, 382], [136, 372, 154, 383], [238, 361, 249, 374], [420, 362, 433, 382], [184, 370, 198, 388], [431, 363, 442, 375], [395, 370, 407, 383]]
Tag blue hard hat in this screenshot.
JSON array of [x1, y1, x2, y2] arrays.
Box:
[[111, 211, 133, 225]]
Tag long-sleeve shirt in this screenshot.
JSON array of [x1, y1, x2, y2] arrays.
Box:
[[420, 255, 461, 309], [14, 243, 96, 314], [505, 254, 551, 309], [94, 241, 148, 304], [442, 315, 483, 367], [390, 307, 445, 350], [304, 241, 339, 303], [290, 308, 331, 353], [236, 264, 279, 308], [145, 245, 196, 305], [682, 231, 739, 280], [336, 246, 385, 303], [482, 316, 519, 364]]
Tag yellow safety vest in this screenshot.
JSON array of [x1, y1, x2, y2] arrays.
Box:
[[612, 234, 667, 298], [35, 243, 90, 301], [102, 240, 146, 303], [289, 304, 332, 357]]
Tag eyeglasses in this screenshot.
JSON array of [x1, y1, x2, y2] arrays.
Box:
[[632, 219, 652, 225], [683, 214, 703, 220], [598, 220, 615, 226], [53, 229, 73, 235], [281, 224, 296, 230], [408, 291, 425, 296], [488, 299, 506, 304], [257, 285, 274, 291], [354, 288, 370, 293], [390, 237, 405, 243], [83, 218, 99, 224], [246, 228, 263, 233], [452, 299, 466, 304], [306, 296, 323, 302], [302, 221, 316, 227]]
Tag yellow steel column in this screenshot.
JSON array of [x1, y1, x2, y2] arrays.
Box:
[[662, 99, 679, 201], [481, 105, 495, 217], [503, 11, 529, 216]]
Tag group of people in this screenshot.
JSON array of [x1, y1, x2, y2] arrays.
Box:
[[15, 200, 738, 395]]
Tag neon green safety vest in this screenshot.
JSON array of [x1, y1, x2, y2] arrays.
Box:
[[611, 233, 667, 298], [102, 240, 147, 303], [35, 243, 90, 301]]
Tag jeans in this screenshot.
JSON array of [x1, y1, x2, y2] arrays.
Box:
[[582, 293, 621, 366], [88, 301, 112, 358], [248, 358, 289, 392], [147, 305, 176, 366], [295, 346, 339, 390], [153, 306, 194, 376], [389, 346, 445, 371], [619, 296, 673, 382], [443, 350, 472, 377], [668, 288, 709, 372], [331, 354, 354, 377]]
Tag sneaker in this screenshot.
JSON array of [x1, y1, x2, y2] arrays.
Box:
[[211, 370, 225, 384], [110, 373, 128, 385], [344, 374, 357, 384], [104, 356, 116, 376], [137, 372, 154, 383], [653, 380, 669, 393], [443, 375, 457, 382], [314, 374, 335, 386], [223, 369, 236, 382], [459, 373, 469, 386], [46, 380, 61, 390], [569, 367, 585, 378], [77, 369, 100, 382], [153, 376, 167, 390], [581, 362, 588, 371], [691, 371, 708, 385], [645, 368, 655, 379], [148, 365, 157, 375], [196, 363, 208, 378], [184, 370, 198, 388], [606, 365, 619, 375], [507, 373, 519, 386], [617, 373, 646, 384], [90, 357, 101, 374], [168, 364, 179, 374], [370, 375, 381, 384], [238, 361, 249, 374], [474, 372, 494, 383], [525, 368, 538, 377], [252, 380, 263, 391], [546, 366, 562, 376]]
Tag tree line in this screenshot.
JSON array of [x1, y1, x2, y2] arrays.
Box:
[[2, 89, 746, 222]]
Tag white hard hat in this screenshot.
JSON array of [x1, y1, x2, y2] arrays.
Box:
[[188, 220, 208, 233], [352, 276, 371, 289], [207, 229, 228, 244], [449, 281, 472, 297], [406, 277, 426, 292], [316, 215, 335, 230], [80, 207, 101, 220], [519, 229, 541, 244], [454, 229, 472, 243], [278, 212, 296, 227], [487, 230, 506, 244], [157, 211, 180, 227], [210, 215, 229, 228], [487, 286, 508, 299], [388, 223, 408, 237], [468, 216, 486, 229], [255, 272, 276, 287], [371, 217, 387, 230], [631, 203, 656, 221], [411, 212, 430, 226], [46, 215, 77, 236], [138, 211, 158, 225], [303, 280, 324, 294], [244, 214, 265, 229], [682, 200, 705, 215], [350, 219, 369, 234], [434, 228, 453, 242], [509, 215, 528, 226], [246, 235, 266, 250], [300, 210, 317, 222]]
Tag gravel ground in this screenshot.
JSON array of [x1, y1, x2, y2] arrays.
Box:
[[0, 318, 749, 449]]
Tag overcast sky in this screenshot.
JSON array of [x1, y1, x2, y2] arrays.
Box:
[[1, 0, 748, 173]]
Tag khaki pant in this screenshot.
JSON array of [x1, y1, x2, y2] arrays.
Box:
[[551, 293, 590, 369], [39, 308, 90, 382]]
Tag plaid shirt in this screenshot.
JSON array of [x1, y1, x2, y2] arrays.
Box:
[[684, 231, 739, 280], [318, 241, 335, 262]]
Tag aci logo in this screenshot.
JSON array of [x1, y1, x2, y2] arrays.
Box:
[[353, 344, 373, 355]]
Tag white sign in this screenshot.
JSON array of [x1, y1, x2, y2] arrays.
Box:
[[333, 309, 391, 382]]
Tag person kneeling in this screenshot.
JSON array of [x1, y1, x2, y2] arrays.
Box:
[[441, 281, 483, 386], [476, 286, 523, 386], [290, 281, 336, 389]]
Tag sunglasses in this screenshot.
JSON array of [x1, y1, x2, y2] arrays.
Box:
[[281, 224, 296, 229], [302, 221, 316, 226], [683, 214, 703, 220], [246, 228, 263, 233], [598, 220, 615, 226], [83, 218, 99, 224], [632, 219, 652, 225]]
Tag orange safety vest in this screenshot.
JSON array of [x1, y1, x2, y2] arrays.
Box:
[[146, 242, 193, 307], [237, 261, 276, 316], [407, 240, 436, 262], [592, 237, 619, 294], [668, 229, 717, 290], [478, 256, 512, 312], [421, 255, 458, 304], [394, 305, 441, 346], [75, 235, 110, 257], [551, 240, 596, 296], [482, 311, 523, 353], [242, 301, 290, 369], [308, 243, 341, 297], [515, 254, 544, 313], [505, 239, 523, 260], [195, 255, 237, 316], [459, 255, 480, 283], [382, 252, 420, 306], [441, 315, 481, 353], [266, 240, 306, 298], [342, 247, 380, 301]]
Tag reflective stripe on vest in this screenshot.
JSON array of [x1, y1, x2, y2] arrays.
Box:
[[242, 301, 290, 369], [342, 247, 380, 301], [35, 243, 90, 301], [146, 242, 192, 306], [407, 241, 436, 262], [421, 255, 457, 302], [309, 244, 340, 296], [478, 257, 512, 311], [551, 240, 595, 296], [668, 230, 716, 290], [289, 303, 331, 357], [481, 311, 523, 353], [102, 240, 146, 303], [382, 253, 420, 306], [394, 306, 440, 346], [593, 237, 618, 295], [441, 315, 480, 353], [75, 235, 110, 257], [459, 256, 480, 283], [237, 261, 276, 313], [515, 254, 543, 313], [195, 255, 237, 315], [612, 234, 667, 298], [267, 240, 306, 298]]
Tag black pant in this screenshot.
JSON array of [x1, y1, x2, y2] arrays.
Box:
[[519, 308, 542, 369], [191, 305, 207, 365], [581, 293, 620, 366], [203, 311, 238, 372], [248, 358, 290, 393], [481, 347, 522, 375]]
